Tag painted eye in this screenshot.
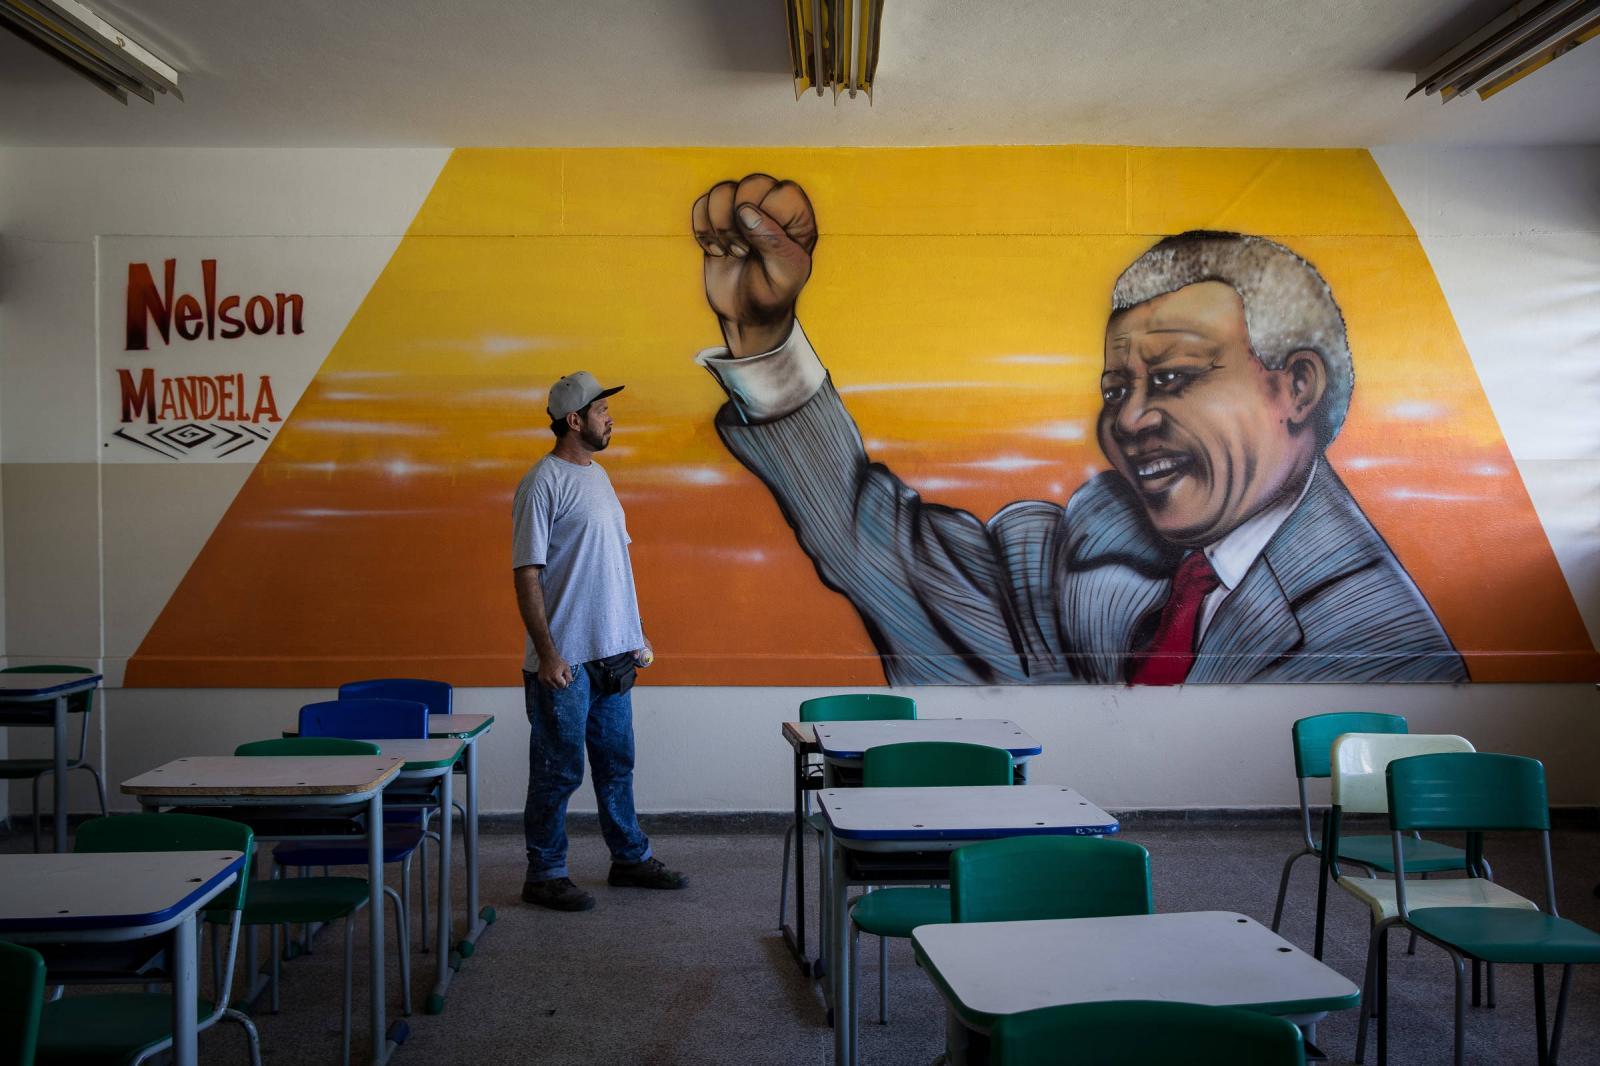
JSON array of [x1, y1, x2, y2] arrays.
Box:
[[1151, 370, 1188, 391], [1101, 385, 1127, 404]]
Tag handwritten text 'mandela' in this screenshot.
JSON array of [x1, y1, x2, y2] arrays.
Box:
[[119, 259, 300, 425]]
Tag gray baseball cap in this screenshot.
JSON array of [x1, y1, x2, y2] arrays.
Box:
[[546, 370, 624, 420]]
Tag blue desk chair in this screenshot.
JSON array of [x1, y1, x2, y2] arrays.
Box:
[[284, 699, 430, 1007], [0, 664, 107, 851], [338, 678, 464, 852]]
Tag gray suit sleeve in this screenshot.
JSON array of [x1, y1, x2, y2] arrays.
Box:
[[715, 380, 1066, 685]]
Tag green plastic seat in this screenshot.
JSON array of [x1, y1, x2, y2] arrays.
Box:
[[780, 693, 917, 964], [951, 836, 1154, 924], [0, 940, 45, 1066], [990, 1000, 1306, 1066], [1271, 712, 1472, 961], [846, 740, 1013, 1029], [38, 813, 258, 1066], [1360, 752, 1600, 1066], [0, 664, 107, 851]]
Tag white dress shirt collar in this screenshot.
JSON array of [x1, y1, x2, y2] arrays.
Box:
[[1203, 462, 1317, 591]]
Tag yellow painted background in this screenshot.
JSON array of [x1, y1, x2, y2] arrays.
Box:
[[126, 147, 1600, 686]]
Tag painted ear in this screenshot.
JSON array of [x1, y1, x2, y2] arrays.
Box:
[[1284, 349, 1327, 428]]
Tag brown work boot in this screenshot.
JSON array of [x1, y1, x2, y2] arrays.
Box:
[[521, 876, 596, 911], [607, 857, 688, 890]]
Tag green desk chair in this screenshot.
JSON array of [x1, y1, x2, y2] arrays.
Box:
[[950, 835, 1153, 924], [0, 940, 46, 1066], [36, 813, 259, 1066], [1324, 732, 1511, 1065], [778, 693, 916, 958], [1272, 713, 1472, 959], [234, 737, 412, 1051], [0, 665, 107, 852], [848, 740, 1012, 1032], [1365, 752, 1600, 1066], [990, 1000, 1306, 1066]]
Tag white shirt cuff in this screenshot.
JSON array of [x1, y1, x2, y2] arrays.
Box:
[[694, 321, 827, 423]]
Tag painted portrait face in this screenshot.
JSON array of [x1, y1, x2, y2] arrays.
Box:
[[1097, 281, 1320, 547]]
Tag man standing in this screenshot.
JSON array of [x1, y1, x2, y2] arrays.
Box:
[[514, 370, 686, 911], [687, 174, 1465, 685]]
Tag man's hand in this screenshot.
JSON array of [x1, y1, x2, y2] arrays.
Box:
[[537, 654, 573, 690], [633, 638, 654, 668], [691, 174, 817, 357]]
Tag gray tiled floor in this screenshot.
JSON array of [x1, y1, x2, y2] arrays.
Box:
[[10, 821, 1600, 1064]]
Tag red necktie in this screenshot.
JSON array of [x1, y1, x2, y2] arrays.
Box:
[[1129, 551, 1221, 686]]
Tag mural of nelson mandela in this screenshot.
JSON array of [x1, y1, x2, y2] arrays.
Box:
[[688, 173, 1466, 685]]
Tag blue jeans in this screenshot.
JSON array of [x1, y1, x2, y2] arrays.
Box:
[[523, 664, 651, 881]]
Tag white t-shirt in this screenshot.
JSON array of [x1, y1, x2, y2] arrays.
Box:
[[512, 454, 644, 671]]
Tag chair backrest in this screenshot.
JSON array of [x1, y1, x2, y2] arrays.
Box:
[[338, 678, 452, 717], [1330, 733, 1474, 815], [235, 737, 382, 758], [951, 836, 1153, 923], [299, 698, 429, 739], [0, 940, 45, 1066], [74, 813, 254, 913], [1388, 752, 1550, 833], [1290, 712, 1407, 779], [862, 741, 1011, 787], [990, 1000, 1305, 1066], [799, 693, 915, 723]]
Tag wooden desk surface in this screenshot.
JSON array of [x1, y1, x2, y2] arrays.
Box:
[[427, 714, 493, 739], [123, 755, 403, 797], [367, 737, 465, 771], [814, 718, 1041, 759]]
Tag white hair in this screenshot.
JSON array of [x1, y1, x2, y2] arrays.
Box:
[[1111, 231, 1354, 443]]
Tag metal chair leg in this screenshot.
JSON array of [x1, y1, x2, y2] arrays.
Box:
[[30, 774, 43, 852], [269, 922, 282, 1013], [1488, 961, 1496, 1008], [1472, 958, 1481, 1006], [1534, 963, 1549, 1065], [82, 763, 108, 816], [1550, 963, 1572, 1063], [1271, 848, 1311, 932], [222, 1007, 262, 1066], [1444, 950, 1466, 1066], [1377, 924, 1391, 1066], [418, 835, 430, 953], [1355, 918, 1383, 1064], [384, 884, 412, 1016], [878, 935, 888, 1023], [342, 912, 357, 1066], [778, 823, 796, 929]]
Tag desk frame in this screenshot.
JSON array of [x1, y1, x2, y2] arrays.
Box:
[[0, 673, 103, 852]]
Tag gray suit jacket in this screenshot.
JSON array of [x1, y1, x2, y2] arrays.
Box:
[[717, 380, 1467, 685]]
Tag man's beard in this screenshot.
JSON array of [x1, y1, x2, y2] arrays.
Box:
[[580, 426, 610, 451]]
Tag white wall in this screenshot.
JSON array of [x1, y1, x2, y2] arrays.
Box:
[[1, 146, 1596, 824]]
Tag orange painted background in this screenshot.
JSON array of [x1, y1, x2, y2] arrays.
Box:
[[124, 147, 1600, 686]]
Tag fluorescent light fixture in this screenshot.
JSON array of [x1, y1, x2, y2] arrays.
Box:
[[786, 0, 885, 102], [1412, 0, 1600, 102], [0, 0, 180, 105]]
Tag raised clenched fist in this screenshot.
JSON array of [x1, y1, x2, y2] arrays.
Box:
[[691, 174, 817, 358]]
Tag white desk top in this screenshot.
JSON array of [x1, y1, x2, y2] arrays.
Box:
[[813, 719, 1041, 760], [818, 785, 1117, 842], [122, 755, 403, 797], [427, 714, 493, 739], [0, 851, 244, 936], [0, 672, 102, 698], [913, 911, 1360, 1025], [367, 737, 465, 771]]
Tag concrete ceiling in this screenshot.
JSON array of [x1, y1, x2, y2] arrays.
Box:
[[2, 0, 1597, 148]]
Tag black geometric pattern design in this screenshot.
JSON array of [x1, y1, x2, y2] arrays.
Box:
[[113, 422, 271, 460]]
